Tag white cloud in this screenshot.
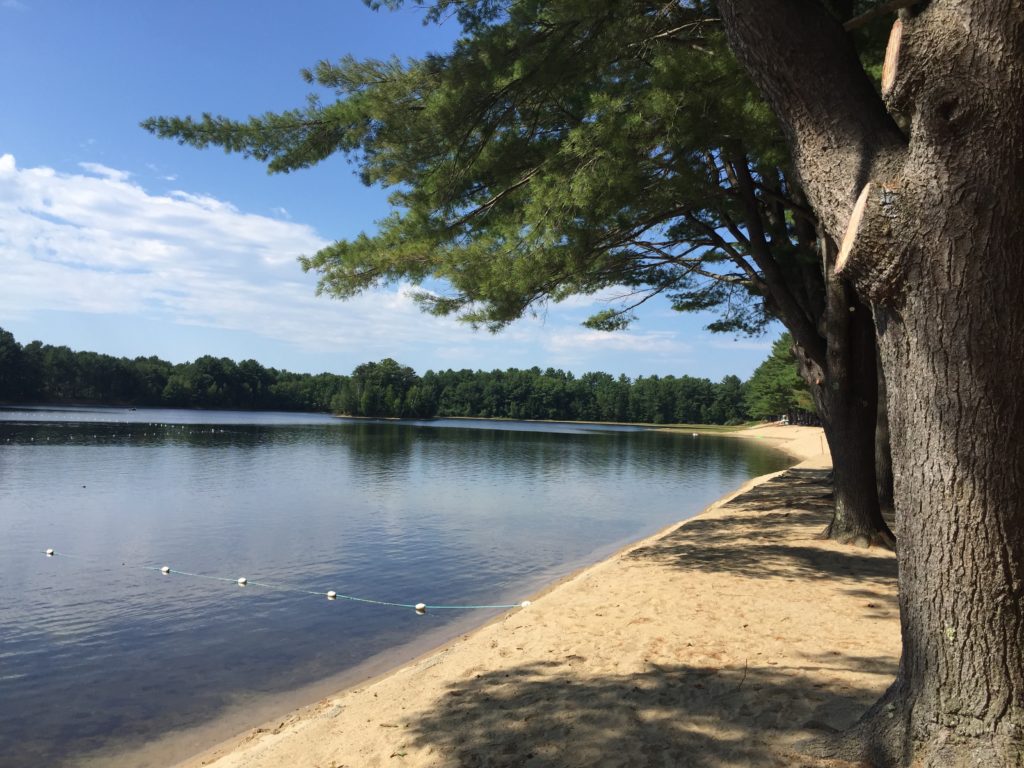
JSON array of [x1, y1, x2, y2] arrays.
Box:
[[0, 154, 479, 357], [144, 162, 178, 182], [0, 154, 717, 376], [546, 328, 690, 355], [552, 286, 633, 310], [540, 328, 694, 372], [78, 161, 132, 182]]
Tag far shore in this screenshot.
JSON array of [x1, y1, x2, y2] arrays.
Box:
[[4, 402, 802, 438], [698, 421, 830, 463], [332, 411, 802, 434], [108, 423, 900, 768]]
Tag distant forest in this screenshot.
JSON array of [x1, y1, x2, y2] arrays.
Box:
[[0, 327, 810, 425]]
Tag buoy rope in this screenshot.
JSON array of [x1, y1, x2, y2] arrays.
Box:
[[41, 549, 530, 612]]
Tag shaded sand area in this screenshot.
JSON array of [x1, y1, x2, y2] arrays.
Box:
[[179, 425, 898, 768]]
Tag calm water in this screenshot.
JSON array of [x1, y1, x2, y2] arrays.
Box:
[[0, 406, 790, 767]]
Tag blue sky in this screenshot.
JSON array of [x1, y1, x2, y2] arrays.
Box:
[[0, 0, 777, 380]]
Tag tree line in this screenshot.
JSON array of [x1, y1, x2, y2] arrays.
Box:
[[141, 0, 1024, 761], [0, 326, 808, 424], [143, 0, 891, 546]]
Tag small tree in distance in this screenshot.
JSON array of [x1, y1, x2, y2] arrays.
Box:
[[744, 334, 813, 422]]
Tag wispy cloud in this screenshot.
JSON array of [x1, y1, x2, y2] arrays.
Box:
[[552, 286, 634, 311], [0, 153, 470, 356], [78, 162, 132, 183], [547, 327, 691, 354], [144, 162, 177, 182], [0, 153, 715, 376]]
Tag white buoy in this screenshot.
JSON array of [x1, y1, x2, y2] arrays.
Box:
[[160, 566, 171, 575], [326, 591, 337, 600], [520, 601, 532, 607], [415, 602, 427, 614], [237, 577, 248, 586], [692, 432, 699, 437], [45, 548, 55, 556]]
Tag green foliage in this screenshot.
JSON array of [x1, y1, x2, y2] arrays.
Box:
[[744, 333, 812, 420], [416, 365, 747, 424], [0, 328, 347, 412], [331, 358, 422, 417], [0, 328, 28, 400], [143, 0, 832, 337], [0, 326, 757, 425]]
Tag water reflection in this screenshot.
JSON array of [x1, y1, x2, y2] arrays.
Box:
[[0, 407, 791, 767]]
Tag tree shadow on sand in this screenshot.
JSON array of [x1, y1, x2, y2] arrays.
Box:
[[398, 468, 899, 766], [627, 469, 897, 586], [404, 656, 890, 767]]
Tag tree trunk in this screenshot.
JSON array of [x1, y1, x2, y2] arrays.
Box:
[[809, 313, 893, 548], [857, 267, 1024, 767], [874, 352, 895, 518], [727, 153, 891, 544], [719, 1, 1024, 763], [793, 243, 894, 547]]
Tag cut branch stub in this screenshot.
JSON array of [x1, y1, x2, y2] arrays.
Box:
[[882, 19, 903, 97], [835, 182, 909, 305], [837, 183, 872, 274]]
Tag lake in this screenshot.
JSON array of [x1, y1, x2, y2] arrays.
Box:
[[0, 406, 791, 767]]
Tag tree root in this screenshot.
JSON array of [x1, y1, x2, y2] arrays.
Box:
[[818, 521, 897, 550], [795, 687, 1024, 767]]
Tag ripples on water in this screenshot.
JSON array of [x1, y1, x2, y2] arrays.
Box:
[[0, 406, 791, 766]]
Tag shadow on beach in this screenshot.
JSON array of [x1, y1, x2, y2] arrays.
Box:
[[397, 468, 899, 767], [403, 657, 888, 767], [628, 469, 897, 586]]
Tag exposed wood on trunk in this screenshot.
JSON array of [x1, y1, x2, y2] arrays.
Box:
[[720, 0, 1024, 764], [836, 182, 871, 272], [717, 0, 907, 240], [833, 182, 910, 304], [881, 19, 903, 97]]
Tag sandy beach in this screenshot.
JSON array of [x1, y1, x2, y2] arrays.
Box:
[[170, 424, 898, 768]]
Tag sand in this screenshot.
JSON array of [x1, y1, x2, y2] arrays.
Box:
[[175, 424, 899, 768]]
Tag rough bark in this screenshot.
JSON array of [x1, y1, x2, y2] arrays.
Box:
[[875, 352, 895, 518], [812, 262, 894, 547], [794, 238, 894, 547], [728, 157, 893, 545], [720, 0, 1024, 764]]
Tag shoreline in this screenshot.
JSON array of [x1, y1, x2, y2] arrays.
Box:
[[167, 428, 880, 768], [108, 426, 869, 768], [4, 401, 803, 438], [702, 422, 831, 467], [333, 412, 772, 433]]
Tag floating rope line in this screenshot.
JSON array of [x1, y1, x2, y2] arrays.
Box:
[[42, 549, 530, 614]]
